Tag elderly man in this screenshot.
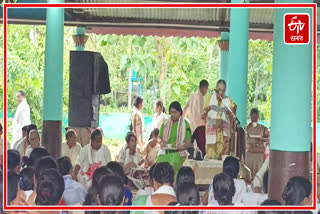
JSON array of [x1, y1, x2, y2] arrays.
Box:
[[246, 108, 269, 178], [11, 90, 31, 142], [13, 125, 28, 157], [183, 79, 209, 156]]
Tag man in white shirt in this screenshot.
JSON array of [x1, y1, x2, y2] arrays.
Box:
[[183, 80, 209, 156], [11, 90, 31, 142]]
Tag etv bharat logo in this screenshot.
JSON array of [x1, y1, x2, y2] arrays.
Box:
[[284, 14, 310, 45]]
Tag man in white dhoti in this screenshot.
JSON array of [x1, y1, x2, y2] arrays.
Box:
[[73, 129, 112, 189], [11, 90, 31, 142], [183, 79, 209, 156]]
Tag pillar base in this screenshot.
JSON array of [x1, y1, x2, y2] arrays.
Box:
[[269, 150, 310, 203], [42, 120, 62, 159]]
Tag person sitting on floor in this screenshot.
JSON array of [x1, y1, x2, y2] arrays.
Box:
[[203, 156, 246, 205], [83, 166, 113, 206], [175, 166, 195, 190], [8, 149, 21, 174], [19, 167, 35, 200], [107, 161, 133, 208], [97, 175, 125, 214], [25, 129, 43, 157], [21, 147, 49, 168], [35, 168, 65, 206], [140, 129, 160, 168], [282, 176, 312, 206], [118, 132, 148, 189], [57, 156, 87, 205], [62, 129, 82, 167], [132, 162, 176, 212], [205, 173, 254, 214], [176, 183, 200, 206], [73, 129, 112, 189]]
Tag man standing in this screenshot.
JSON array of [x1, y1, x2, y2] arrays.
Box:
[[246, 108, 269, 178], [183, 80, 209, 156], [202, 79, 237, 160], [11, 90, 31, 142]]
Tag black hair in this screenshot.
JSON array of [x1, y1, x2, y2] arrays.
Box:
[[106, 161, 128, 185], [35, 168, 64, 205], [199, 79, 209, 88], [57, 156, 72, 176], [84, 166, 113, 206], [149, 163, 157, 180], [125, 131, 136, 145], [156, 100, 166, 114], [26, 124, 38, 141], [176, 166, 195, 189], [258, 200, 283, 214], [98, 175, 124, 206], [19, 167, 34, 191], [66, 129, 76, 140], [0, 123, 2, 132], [176, 183, 200, 206], [7, 171, 19, 205], [216, 79, 226, 87], [149, 128, 160, 140], [282, 176, 312, 205], [17, 90, 26, 97], [22, 125, 28, 132], [263, 170, 269, 194], [35, 156, 58, 180], [7, 149, 20, 171], [261, 199, 282, 206], [169, 101, 183, 115], [250, 108, 259, 116], [22, 147, 49, 168], [134, 96, 144, 108], [153, 162, 174, 186], [212, 173, 235, 205], [91, 129, 102, 140], [223, 156, 240, 179]]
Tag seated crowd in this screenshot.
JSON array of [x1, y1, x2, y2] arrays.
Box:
[[0, 105, 317, 214]]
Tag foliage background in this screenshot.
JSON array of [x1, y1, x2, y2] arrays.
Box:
[[0, 24, 319, 132]]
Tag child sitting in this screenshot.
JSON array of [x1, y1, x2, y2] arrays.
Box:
[[57, 156, 87, 205], [140, 129, 160, 167]]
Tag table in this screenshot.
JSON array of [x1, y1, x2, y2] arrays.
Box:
[[183, 159, 223, 185]]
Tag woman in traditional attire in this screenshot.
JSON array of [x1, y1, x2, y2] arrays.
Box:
[[118, 132, 149, 189], [202, 79, 237, 160], [73, 129, 112, 189], [131, 96, 146, 150], [157, 101, 191, 177]]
